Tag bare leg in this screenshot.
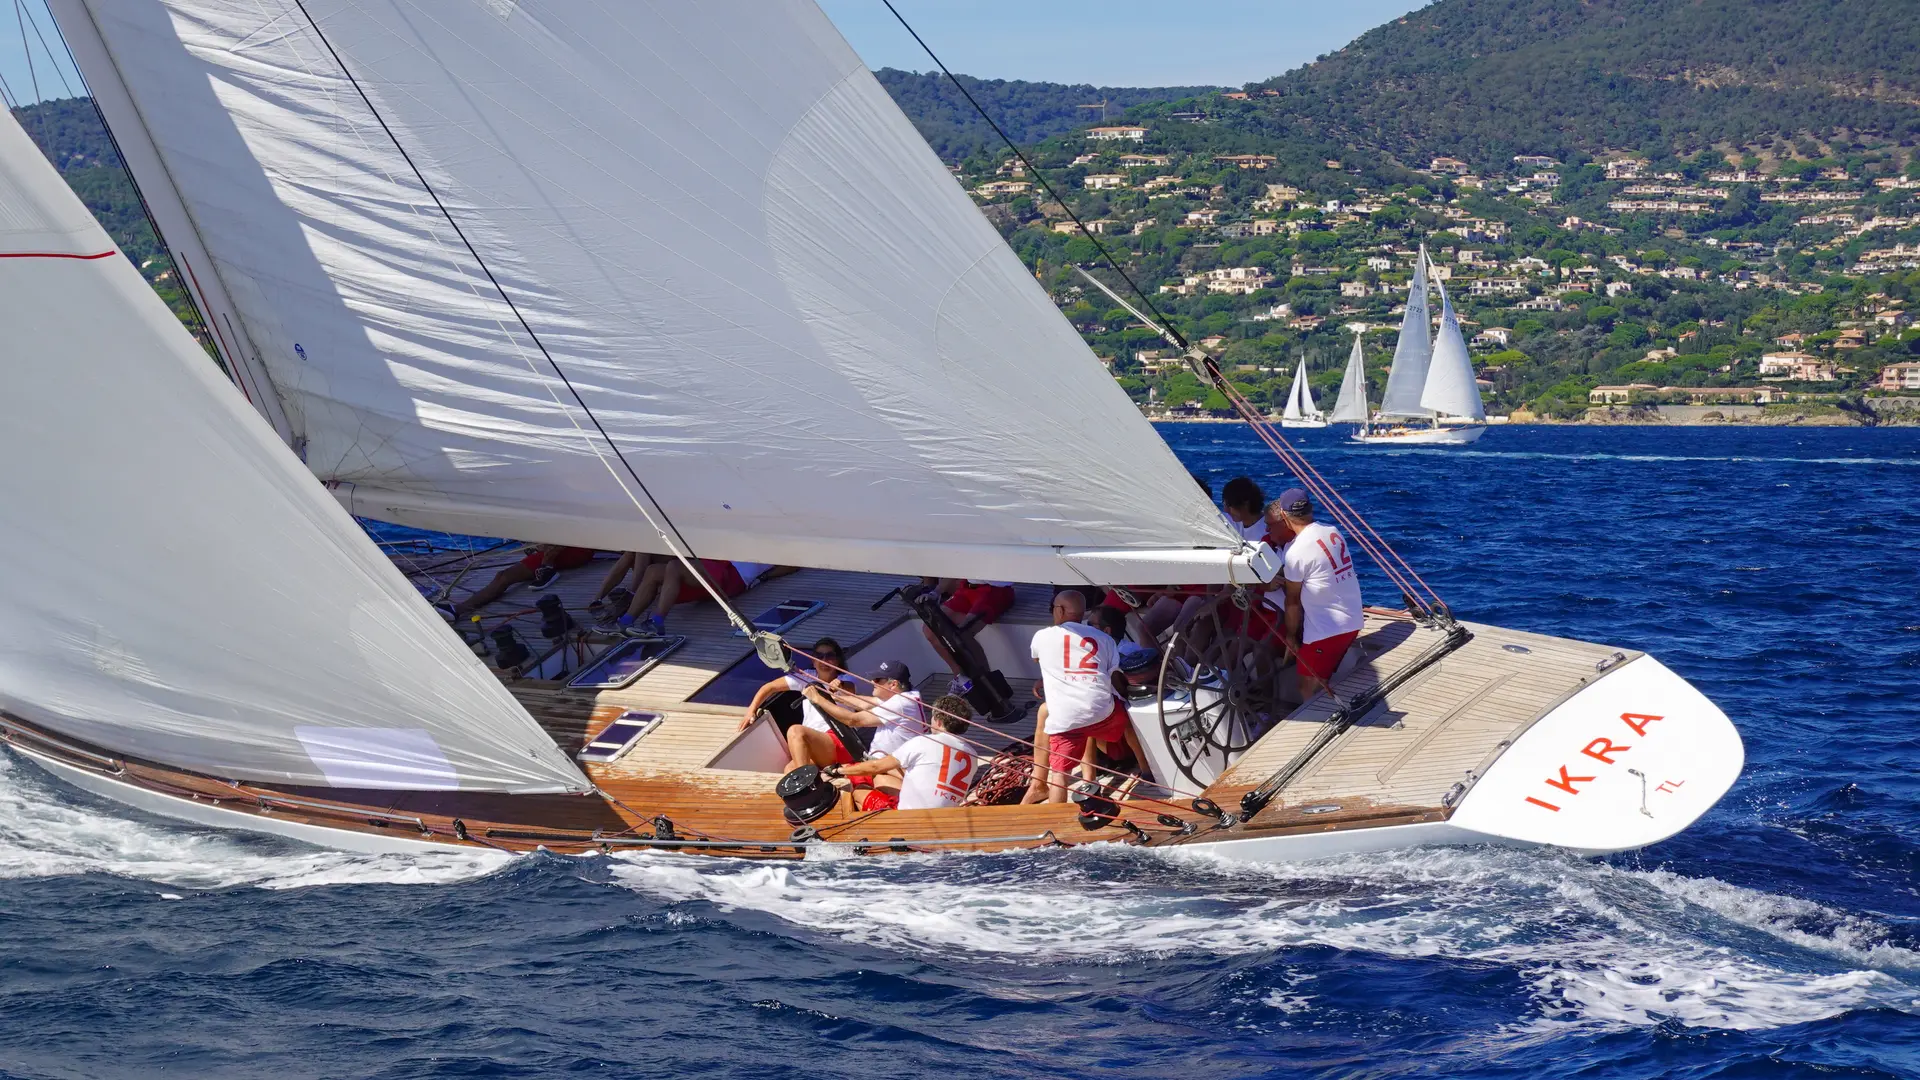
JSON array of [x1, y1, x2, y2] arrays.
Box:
[[591, 553, 637, 603], [1022, 703, 1051, 804], [454, 561, 533, 616], [786, 726, 842, 771], [651, 562, 690, 620]]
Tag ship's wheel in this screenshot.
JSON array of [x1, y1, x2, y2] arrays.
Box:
[[1153, 591, 1279, 788]]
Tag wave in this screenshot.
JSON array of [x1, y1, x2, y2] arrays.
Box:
[[0, 748, 509, 890], [611, 844, 1919, 1034]]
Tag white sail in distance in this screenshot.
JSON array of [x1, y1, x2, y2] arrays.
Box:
[[1328, 334, 1371, 423], [1421, 281, 1487, 421], [50, 0, 1255, 586], [1281, 360, 1305, 420], [0, 111, 588, 794], [1378, 245, 1434, 418]]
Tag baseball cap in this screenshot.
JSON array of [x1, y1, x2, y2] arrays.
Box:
[[1273, 487, 1311, 515], [867, 659, 911, 686]]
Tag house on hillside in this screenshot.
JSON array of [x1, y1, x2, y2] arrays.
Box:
[[1213, 154, 1275, 170], [1590, 384, 1658, 404], [1473, 327, 1513, 348], [1428, 157, 1470, 175], [1083, 174, 1127, 190], [1086, 125, 1147, 141], [1880, 362, 1920, 391], [1117, 154, 1170, 168], [1759, 353, 1837, 381]]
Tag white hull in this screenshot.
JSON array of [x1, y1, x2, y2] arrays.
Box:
[[1279, 418, 1329, 429], [1352, 424, 1487, 446]]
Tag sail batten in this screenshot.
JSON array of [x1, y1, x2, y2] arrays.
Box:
[[1378, 245, 1433, 419], [55, 0, 1248, 584], [0, 109, 589, 794]]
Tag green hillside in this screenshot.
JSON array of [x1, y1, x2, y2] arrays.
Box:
[[1254, 0, 1920, 170], [874, 69, 1215, 162]]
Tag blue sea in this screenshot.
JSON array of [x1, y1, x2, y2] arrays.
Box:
[[3, 424, 1918, 1079]]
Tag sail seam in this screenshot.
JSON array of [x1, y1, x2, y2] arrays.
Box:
[[286, 0, 757, 633]]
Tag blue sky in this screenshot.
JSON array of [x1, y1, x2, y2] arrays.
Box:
[[2, 0, 1426, 106]]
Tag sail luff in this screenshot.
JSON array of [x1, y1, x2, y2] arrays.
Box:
[[57, 0, 1250, 585], [1419, 278, 1487, 421], [0, 108, 589, 794], [1328, 334, 1370, 423], [1378, 244, 1433, 418]]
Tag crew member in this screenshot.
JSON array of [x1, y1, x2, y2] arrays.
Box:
[[922, 578, 1016, 678], [802, 659, 928, 758], [449, 544, 594, 618], [1267, 488, 1364, 700], [1221, 476, 1269, 544], [827, 694, 978, 811], [1024, 590, 1128, 803]]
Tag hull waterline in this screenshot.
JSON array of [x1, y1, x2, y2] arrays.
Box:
[[1353, 425, 1488, 446]]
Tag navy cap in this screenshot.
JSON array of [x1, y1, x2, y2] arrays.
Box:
[[867, 659, 911, 686], [1272, 487, 1311, 515]]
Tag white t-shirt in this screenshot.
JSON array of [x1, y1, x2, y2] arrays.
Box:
[[1236, 517, 1269, 544], [865, 689, 928, 757], [893, 731, 978, 810], [785, 672, 855, 732], [1283, 521, 1365, 644], [1031, 622, 1120, 733]]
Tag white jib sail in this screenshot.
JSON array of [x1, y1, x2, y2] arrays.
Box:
[[1378, 245, 1433, 418], [1328, 334, 1371, 424], [1421, 281, 1487, 422], [52, 0, 1253, 586], [0, 111, 588, 794], [1298, 358, 1322, 420]]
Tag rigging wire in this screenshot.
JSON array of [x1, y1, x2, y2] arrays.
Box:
[[18, 0, 72, 100], [13, 0, 39, 106], [880, 0, 1449, 619], [286, 1, 763, 644]]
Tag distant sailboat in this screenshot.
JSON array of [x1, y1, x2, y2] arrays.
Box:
[[1328, 331, 1372, 431], [1279, 356, 1328, 428], [1353, 245, 1488, 446]]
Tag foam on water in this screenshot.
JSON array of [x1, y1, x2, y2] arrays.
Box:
[[0, 748, 509, 890], [612, 844, 1920, 1033]]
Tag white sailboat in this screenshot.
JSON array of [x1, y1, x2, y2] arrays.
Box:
[[1353, 246, 1489, 445], [1278, 356, 1328, 428], [1327, 331, 1372, 431], [3, 0, 1742, 862]]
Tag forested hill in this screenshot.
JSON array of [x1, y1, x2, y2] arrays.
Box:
[[873, 69, 1215, 161], [1253, 0, 1920, 170]]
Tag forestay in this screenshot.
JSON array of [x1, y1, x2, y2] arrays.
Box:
[[1420, 284, 1486, 421], [1378, 245, 1433, 419], [52, 0, 1254, 585], [0, 112, 588, 794]]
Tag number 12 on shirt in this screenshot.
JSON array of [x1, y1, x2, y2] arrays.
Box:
[[1062, 635, 1100, 671]]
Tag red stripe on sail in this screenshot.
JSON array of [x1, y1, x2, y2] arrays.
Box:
[[0, 250, 117, 260]]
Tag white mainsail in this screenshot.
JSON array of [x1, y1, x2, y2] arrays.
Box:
[[1378, 245, 1433, 418], [0, 111, 588, 794], [50, 0, 1255, 586], [1420, 280, 1487, 422], [1328, 334, 1371, 424]]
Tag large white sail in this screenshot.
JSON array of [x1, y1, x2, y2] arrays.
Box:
[[0, 111, 587, 795], [1421, 282, 1487, 421], [1378, 245, 1433, 418], [1328, 334, 1371, 424], [49, 0, 1253, 585]]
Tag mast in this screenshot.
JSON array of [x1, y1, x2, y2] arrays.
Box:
[[1378, 244, 1434, 420]]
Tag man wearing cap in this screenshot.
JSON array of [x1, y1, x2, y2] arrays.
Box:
[[1266, 488, 1364, 700], [801, 658, 929, 760]]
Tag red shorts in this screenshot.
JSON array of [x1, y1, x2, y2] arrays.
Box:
[[1223, 598, 1282, 640], [1297, 630, 1360, 682], [1047, 698, 1131, 774], [945, 582, 1015, 624], [861, 789, 899, 812], [824, 729, 855, 766], [675, 559, 748, 605], [520, 546, 593, 571]]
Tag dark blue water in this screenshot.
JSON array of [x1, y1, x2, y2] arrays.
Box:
[[4, 425, 1919, 1079]]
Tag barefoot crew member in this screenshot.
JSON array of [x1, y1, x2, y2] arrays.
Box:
[[1266, 488, 1364, 700]]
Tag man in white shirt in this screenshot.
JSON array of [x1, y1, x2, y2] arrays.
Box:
[[1266, 489, 1365, 700], [1024, 590, 1128, 803], [826, 694, 978, 811], [802, 658, 928, 759], [1222, 476, 1270, 544]]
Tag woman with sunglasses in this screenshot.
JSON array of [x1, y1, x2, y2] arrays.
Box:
[[738, 636, 855, 735]]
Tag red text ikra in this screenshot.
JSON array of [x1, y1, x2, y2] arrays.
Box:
[[1524, 713, 1666, 812]]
